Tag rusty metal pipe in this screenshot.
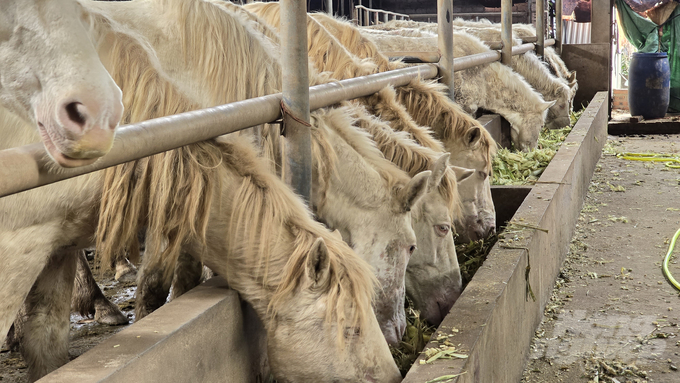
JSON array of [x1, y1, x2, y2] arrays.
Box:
[[501, 0, 513, 65], [0, 65, 438, 198], [437, 0, 455, 99], [281, 0, 313, 202]]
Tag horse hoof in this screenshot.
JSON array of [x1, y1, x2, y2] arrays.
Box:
[[114, 263, 138, 282], [94, 305, 129, 326]]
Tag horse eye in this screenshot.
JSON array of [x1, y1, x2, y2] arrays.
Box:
[[479, 171, 488, 180], [435, 225, 451, 237]]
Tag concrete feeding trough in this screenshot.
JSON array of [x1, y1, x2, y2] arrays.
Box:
[[402, 91, 608, 383], [41, 92, 607, 383]]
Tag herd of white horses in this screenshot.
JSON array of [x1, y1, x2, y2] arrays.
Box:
[[0, 0, 577, 381]]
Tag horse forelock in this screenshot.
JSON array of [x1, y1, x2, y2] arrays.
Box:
[[220, 137, 375, 348]]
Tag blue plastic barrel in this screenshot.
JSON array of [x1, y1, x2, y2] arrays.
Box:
[[628, 52, 670, 120]]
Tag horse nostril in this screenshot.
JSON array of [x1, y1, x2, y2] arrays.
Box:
[[408, 245, 416, 255], [65, 102, 88, 129]]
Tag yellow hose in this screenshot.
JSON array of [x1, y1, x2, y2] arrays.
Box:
[[616, 152, 680, 169], [663, 228, 680, 291]]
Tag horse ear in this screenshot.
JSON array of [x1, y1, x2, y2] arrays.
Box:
[[307, 237, 331, 287], [568, 71, 577, 83], [429, 153, 449, 191], [465, 127, 482, 148], [399, 170, 431, 212], [331, 229, 343, 240], [450, 165, 474, 183], [540, 100, 557, 111]]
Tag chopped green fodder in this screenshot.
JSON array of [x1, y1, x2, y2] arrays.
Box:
[[391, 299, 437, 375], [492, 109, 584, 185], [456, 234, 499, 286]]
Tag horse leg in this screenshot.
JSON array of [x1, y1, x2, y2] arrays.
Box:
[[168, 252, 204, 301], [134, 264, 170, 320], [72, 250, 128, 325], [16, 250, 77, 382]]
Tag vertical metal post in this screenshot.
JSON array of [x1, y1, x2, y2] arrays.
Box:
[[438, 0, 455, 99], [280, 0, 312, 203], [364, 8, 369, 25], [536, 0, 544, 57], [326, 0, 333, 15], [501, 0, 513, 65], [556, 0, 563, 53], [383, 12, 388, 23]]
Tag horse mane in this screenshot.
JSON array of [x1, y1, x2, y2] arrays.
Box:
[[89, 9, 219, 282], [220, 136, 376, 347], [310, 12, 395, 72], [242, 2, 377, 80], [350, 105, 463, 222], [154, 0, 282, 105], [307, 106, 410, 212], [394, 79, 496, 172]]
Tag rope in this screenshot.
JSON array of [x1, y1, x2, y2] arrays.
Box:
[[279, 99, 311, 136], [663, 227, 680, 291]]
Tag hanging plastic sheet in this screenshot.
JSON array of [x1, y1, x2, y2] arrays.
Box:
[[616, 0, 680, 112]]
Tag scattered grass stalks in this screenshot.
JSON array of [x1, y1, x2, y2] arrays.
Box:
[[492, 110, 584, 185]]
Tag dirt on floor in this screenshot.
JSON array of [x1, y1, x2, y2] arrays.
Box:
[[0, 254, 136, 382], [522, 134, 680, 383]]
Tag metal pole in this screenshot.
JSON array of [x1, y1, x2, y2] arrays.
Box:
[[280, 0, 312, 202], [437, 0, 455, 99], [536, 0, 544, 57], [326, 0, 333, 15], [555, 0, 562, 53], [500, 0, 513, 65]]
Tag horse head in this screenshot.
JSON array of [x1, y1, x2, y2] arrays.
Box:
[[407, 154, 470, 325], [0, 0, 123, 167], [446, 126, 497, 243], [267, 237, 402, 383]]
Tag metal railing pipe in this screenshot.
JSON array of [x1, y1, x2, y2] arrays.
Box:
[[281, 0, 312, 202], [453, 51, 501, 71], [536, 0, 544, 57], [0, 65, 438, 198], [437, 0, 455, 99], [512, 42, 536, 55], [556, 0, 563, 53], [501, 0, 513, 65], [326, 0, 332, 15]]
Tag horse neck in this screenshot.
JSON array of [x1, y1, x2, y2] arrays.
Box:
[[456, 62, 543, 122]]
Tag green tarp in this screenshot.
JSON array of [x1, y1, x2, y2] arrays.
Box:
[[616, 0, 680, 112]]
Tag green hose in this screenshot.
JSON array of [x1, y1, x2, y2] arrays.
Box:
[[663, 228, 680, 291]]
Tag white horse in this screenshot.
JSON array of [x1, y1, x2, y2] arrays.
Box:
[[0, 0, 123, 167]]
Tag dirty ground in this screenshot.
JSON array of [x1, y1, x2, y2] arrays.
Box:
[[522, 134, 680, 383], [0, 254, 135, 382]]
